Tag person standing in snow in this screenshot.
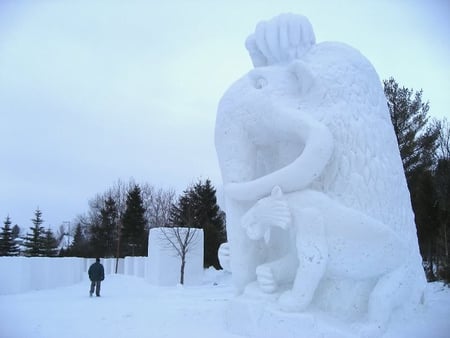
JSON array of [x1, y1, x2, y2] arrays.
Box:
[[88, 258, 105, 297]]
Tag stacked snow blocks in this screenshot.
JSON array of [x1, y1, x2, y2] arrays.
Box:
[[124, 256, 146, 277], [146, 227, 204, 286], [0, 257, 85, 295]]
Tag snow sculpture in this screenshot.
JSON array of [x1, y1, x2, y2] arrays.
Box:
[[215, 13, 425, 336]]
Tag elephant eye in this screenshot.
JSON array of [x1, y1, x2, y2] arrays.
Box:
[[254, 77, 267, 89]]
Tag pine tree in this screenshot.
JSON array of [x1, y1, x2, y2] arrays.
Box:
[[0, 216, 19, 256], [384, 77, 439, 180], [169, 193, 193, 228], [194, 179, 227, 269], [69, 223, 88, 257], [411, 170, 440, 280], [90, 196, 118, 257], [42, 228, 59, 257], [170, 179, 227, 269], [121, 184, 147, 256], [434, 119, 450, 283], [23, 208, 46, 257], [11, 224, 20, 239], [11, 224, 22, 255]]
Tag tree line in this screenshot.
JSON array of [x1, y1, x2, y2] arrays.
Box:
[[1, 178, 227, 270], [0, 209, 59, 257], [65, 178, 226, 269]]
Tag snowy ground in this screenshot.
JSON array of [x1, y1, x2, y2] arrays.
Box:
[[0, 270, 449, 338]]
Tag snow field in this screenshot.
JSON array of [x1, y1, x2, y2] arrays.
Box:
[[0, 272, 242, 338], [0, 272, 449, 338]]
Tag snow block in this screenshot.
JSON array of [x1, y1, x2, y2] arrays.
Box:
[[30, 257, 46, 290], [122, 256, 145, 277], [0, 257, 30, 294], [134, 257, 146, 278], [124, 257, 134, 275], [122, 256, 144, 276], [103, 258, 112, 274], [103, 258, 113, 274], [0, 257, 84, 295], [146, 227, 203, 286]]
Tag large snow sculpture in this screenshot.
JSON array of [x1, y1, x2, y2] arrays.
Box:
[[215, 13, 425, 336]]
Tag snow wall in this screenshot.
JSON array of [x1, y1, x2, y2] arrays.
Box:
[[0, 257, 85, 295], [0, 230, 204, 295], [0, 257, 149, 295], [146, 227, 204, 286]]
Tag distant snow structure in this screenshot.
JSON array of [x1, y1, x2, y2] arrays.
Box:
[[57, 234, 72, 252], [215, 13, 426, 337], [146, 227, 203, 286]]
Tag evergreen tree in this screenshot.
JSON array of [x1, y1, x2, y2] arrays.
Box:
[[42, 228, 59, 257], [121, 184, 147, 256], [90, 196, 118, 257], [23, 208, 46, 257], [384, 77, 439, 180], [169, 193, 193, 228], [0, 216, 19, 256], [11, 224, 20, 239], [11, 224, 22, 255], [410, 169, 440, 280], [82, 190, 122, 258], [170, 179, 227, 269], [434, 119, 450, 283], [194, 179, 227, 269], [68, 223, 89, 257]]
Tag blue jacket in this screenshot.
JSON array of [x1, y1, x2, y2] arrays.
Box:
[[88, 262, 105, 282]]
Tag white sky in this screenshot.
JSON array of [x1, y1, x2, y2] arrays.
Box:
[[1, 0, 449, 230]]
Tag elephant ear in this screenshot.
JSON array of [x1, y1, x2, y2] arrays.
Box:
[[289, 60, 315, 94]]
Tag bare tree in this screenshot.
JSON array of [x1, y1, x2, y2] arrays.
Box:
[[106, 178, 132, 219], [160, 223, 200, 285], [142, 185, 175, 229]]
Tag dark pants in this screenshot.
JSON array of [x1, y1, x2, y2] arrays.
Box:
[[90, 280, 101, 296]]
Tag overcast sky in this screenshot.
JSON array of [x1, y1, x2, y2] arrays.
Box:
[[1, 0, 449, 231]]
